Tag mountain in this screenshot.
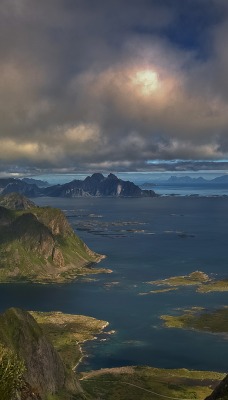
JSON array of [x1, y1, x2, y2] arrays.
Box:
[[44, 173, 157, 197], [0, 307, 83, 400], [0, 173, 156, 197], [0, 195, 104, 283], [0, 178, 17, 192], [211, 175, 228, 184], [21, 178, 50, 187], [166, 176, 208, 184], [205, 374, 228, 399], [0, 193, 36, 209], [148, 174, 228, 185], [2, 180, 41, 197]]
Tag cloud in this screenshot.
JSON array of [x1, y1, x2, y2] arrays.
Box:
[[0, 0, 228, 172]]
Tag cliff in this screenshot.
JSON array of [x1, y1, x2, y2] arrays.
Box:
[[205, 374, 228, 400], [0, 195, 105, 283], [0, 308, 84, 400]]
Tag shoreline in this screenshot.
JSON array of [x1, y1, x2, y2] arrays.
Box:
[[74, 321, 111, 371]]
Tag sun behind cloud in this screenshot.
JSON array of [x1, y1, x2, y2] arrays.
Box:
[[132, 69, 160, 95]]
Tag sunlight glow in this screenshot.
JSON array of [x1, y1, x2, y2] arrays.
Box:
[[132, 69, 160, 95]]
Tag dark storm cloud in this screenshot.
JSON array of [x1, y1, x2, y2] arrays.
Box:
[[0, 0, 228, 172]]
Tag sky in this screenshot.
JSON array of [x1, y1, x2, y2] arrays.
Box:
[[1, 0, 228, 174]]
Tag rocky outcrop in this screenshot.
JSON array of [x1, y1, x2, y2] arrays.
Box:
[[205, 374, 228, 400], [0, 308, 83, 399]]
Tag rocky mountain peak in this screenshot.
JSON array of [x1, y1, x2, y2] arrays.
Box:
[[107, 173, 118, 180], [89, 173, 104, 182]]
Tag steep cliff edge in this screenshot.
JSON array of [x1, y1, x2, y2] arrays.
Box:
[[205, 375, 228, 400], [0, 196, 106, 283], [0, 308, 84, 400]]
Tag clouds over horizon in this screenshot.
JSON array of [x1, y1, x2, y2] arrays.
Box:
[[1, 0, 228, 172]]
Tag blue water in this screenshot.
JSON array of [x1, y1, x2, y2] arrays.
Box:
[[143, 184, 228, 196], [0, 197, 227, 372]]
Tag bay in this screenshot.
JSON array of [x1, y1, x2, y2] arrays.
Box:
[[0, 197, 227, 372]]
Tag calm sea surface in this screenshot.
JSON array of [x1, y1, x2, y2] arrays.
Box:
[[0, 197, 227, 372]]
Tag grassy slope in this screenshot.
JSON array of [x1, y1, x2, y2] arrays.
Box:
[[30, 311, 226, 400], [0, 206, 107, 283], [80, 366, 225, 400], [1, 308, 226, 400], [31, 311, 109, 370]]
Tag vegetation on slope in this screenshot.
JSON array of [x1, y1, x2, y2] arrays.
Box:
[[0, 195, 106, 283], [0, 307, 227, 400], [0, 345, 25, 400], [31, 311, 109, 370], [0, 308, 85, 400], [80, 366, 225, 400]]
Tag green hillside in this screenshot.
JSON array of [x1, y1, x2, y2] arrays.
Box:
[[0, 195, 106, 283]]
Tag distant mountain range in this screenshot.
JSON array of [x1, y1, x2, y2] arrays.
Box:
[[140, 174, 228, 187], [0, 173, 157, 198], [21, 177, 50, 187], [1, 173, 228, 198]]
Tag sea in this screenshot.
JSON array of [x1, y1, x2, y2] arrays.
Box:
[[0, 196, 227, 373]]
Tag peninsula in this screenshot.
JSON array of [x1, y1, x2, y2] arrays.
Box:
[[0, 194, 107, 283]]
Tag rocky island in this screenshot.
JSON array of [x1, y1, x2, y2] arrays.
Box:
[[141, 271, 228, 295], [0, 194, 107, 283]]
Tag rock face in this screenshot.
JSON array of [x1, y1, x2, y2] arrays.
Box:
[[205, 375, 228, 400], [0, 308, 83, 399], [0, 198, 103, 283], [44, 173, 157, 198]]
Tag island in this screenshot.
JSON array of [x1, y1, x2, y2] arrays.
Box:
[[141, 271, 228, 294], [161, 307, 228, 335], [0, 193, 108, 283]]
